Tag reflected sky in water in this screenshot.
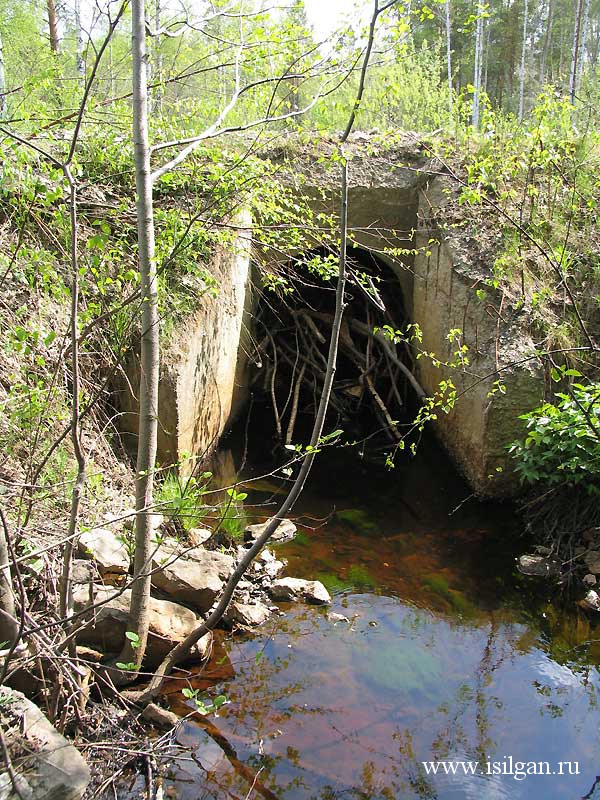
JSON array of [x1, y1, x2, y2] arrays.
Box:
[[159, 440, 600, 800]]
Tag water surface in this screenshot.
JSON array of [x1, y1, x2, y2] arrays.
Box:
[[161, 442, 600, 800]]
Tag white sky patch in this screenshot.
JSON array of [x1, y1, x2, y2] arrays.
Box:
[[303, 0, 348, 37]]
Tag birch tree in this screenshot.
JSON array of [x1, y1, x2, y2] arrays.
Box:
[[116, 0, 159, 675], [471, 2, 485, 128], [445, 0, 453, 114], [519, 0, 528, 121], [570, 0, 585, 101], [577, 0, 591, 91]]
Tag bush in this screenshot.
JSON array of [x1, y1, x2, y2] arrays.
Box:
[[509, 382, 600, 493]]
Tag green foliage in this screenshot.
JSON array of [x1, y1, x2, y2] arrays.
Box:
[[155, 471, 213, 531], [215, 488, 249, 541], [182, 687, 228, 715], [125, 631, 141, 650], [115, 662, 137, 671], [509, 379, 600, 492]]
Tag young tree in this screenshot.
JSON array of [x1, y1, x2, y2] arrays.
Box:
[[115, 0, 159, 675], [519, 0, 528, 120], [116, 0, 358, 677], [471, 2, 485, 127], [570, 0, 585, 100]]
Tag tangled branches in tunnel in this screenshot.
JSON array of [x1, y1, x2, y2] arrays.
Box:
[[251, 245, 426, 450]]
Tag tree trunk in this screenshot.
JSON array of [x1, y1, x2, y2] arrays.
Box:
[[74, 0, 84, 76], [0, 29, 6, 118], [445, 0, 453, 114], [483, 16, 491, 93], [0, 523, 18, 649], [519, 0, 528, 121], [151, 0, 162, 112], [47, 0, 60, 53], [576, 0, 591, 91], [569, 0, 584, 102], [472, 3, 484, 128], [540, 0, 553, 84], [117, 0, 159, 676]]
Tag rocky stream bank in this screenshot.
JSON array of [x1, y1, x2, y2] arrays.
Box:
[[1, 512, 330, 800]]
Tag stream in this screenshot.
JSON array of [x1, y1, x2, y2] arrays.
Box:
[[158, 439, 599, 799]]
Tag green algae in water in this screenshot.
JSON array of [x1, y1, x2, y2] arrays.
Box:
[[347, 564, 377, 589], [314, 571, 353, 594], [336, 508, 381, 537], [422, 573, 477, 619], [292, 531, 310, 547]]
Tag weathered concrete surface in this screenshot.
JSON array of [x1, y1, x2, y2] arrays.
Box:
[[413, 176, 544, 496], [117, 212, 253, 470], [114, 137, 544, 497], [257, 137, 427, 314]]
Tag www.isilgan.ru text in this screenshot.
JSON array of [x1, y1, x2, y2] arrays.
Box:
[[421, 757, 580, 781]]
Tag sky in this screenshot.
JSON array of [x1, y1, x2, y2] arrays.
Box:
[[303, 0, 353, 38]]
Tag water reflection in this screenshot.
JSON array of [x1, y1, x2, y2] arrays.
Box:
[[158, 442, 600, 800]]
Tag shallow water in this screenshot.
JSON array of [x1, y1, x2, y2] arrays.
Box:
[[160, 441, 600, 800]]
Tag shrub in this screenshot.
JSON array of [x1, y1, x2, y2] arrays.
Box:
[[509, 382, 600, 493]]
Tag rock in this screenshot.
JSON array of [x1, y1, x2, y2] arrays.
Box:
[[327, 612, 350, 623], [187, 527, 212, 546], [264, 559, 286, 579], [71, 559, 99, 584], [581, 589, 600, 611], [151, 543, 234, 612], [72, 585, 211, 665], [0, 687, 90, 800], [517, 554, 561, 578], [122, 511, 163, 532], [583, 527, 600, 543], [584, 550, 600, 574], [141, 703, 181, 729], [584, 573, 597, 586], [225, 601, 271, 627], [78, 528, 130, 576], [270, 577, 331, 605], [244, 518, 297, 544]]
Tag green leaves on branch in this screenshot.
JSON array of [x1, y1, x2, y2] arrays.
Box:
[[182, 687, 228, 716], [509, 375, 600, 493]]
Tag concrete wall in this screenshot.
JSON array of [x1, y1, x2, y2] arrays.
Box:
[[117, 212, 253, 472], [413, 177, 544, 496]]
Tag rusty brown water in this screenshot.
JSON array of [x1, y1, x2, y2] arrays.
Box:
[[159, 441, 600, 800]]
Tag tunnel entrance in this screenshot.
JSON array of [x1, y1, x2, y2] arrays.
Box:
[[250, 244, 424, 452]]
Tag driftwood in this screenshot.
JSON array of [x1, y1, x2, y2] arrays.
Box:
[[255, 295, 426, 446]]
